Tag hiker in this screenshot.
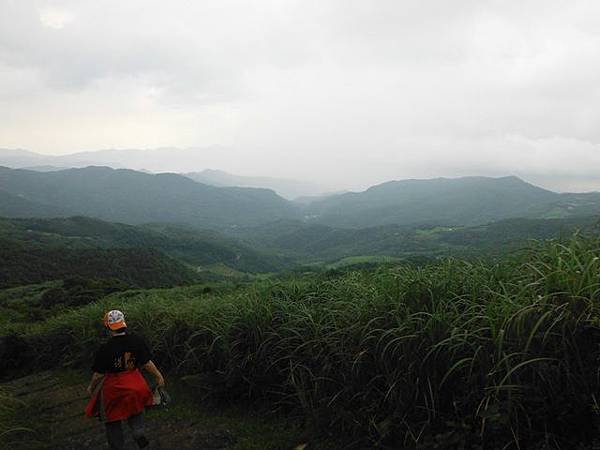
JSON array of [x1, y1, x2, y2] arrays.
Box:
[[85, 309, 165, 450]]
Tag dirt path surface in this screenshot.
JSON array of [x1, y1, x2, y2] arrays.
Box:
[[2, 371, 317, 450]]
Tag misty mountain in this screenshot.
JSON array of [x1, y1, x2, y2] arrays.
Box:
[[2, 166, 600, 233], [183, 169, 325, 200], [21, 166, 69, 172], [0, 166, 298, 228], [0, 189, 70, 218], [0, 148, 104, 169], [0, 148, 329, 199], [0, 147, 228, 172], [305, 176, 600, 228]]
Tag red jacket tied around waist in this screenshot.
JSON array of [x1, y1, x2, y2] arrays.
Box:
[[85, 369, 153, 422]]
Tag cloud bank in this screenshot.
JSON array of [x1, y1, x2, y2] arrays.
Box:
[[1, 0, 599, 191]]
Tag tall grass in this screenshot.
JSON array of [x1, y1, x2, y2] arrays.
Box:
[[5, 236, 600, 448], [0, 386, 31, 446]]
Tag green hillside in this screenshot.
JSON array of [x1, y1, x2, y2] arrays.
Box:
[[0, 166, 298, 228], [3, 169, 600, 233], [0, 242, 198, 289], [0, 216, 293, 282], [305, 176, 600, 228], [230, 216, 600, 263], [0, 189, 69, 218]]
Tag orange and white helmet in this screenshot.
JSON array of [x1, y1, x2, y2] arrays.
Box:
[[103, 309, 127, 330]]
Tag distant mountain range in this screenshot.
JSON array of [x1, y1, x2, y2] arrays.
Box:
[[0, 148, 326, 199], [0, 166, 297, 228], [0, 147, 217, 171], [304, 176, 600, 228], [1, 165, 600, 233], [183, 169, 324, 200]]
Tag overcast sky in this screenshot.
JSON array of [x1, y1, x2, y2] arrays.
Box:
[[1, 0, 599, 192]]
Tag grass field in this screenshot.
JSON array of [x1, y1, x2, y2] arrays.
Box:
[[2, 235, 600, 448]]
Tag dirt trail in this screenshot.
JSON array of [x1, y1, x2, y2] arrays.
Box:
[[2, 370, 308, 450]]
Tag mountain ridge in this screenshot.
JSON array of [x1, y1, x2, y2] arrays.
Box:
[[0, 165, 297, 228], [305, 175, 597, 228], [2, 165, 600, 232]]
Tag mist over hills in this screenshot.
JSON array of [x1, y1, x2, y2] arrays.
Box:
[[0, 147, 209, 171], [183, 169, 325, 200], [1, 165, 600, 237], [0, 166, 296, 228], [305, 176, 600, 228], [0, 148, 329, 199]]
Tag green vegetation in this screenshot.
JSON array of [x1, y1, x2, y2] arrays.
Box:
[[231, 216, 600, 264], [3, 235, 600, 448], [0, 166, 297, 228], [322, 255, 404, 269], [0, 216, 297, 289], [3, 167, 600, 234], [0, 243, 198, 289], [0, 385, 29, 448], [305, 176, 600, 228]]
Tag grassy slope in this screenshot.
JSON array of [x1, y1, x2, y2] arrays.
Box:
[[3, 235, 600, 448], [0, 243, 199, 289], [0, 216, 296, 290]]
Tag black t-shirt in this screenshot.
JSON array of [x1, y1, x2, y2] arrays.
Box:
[[92, 332, 152, 374]]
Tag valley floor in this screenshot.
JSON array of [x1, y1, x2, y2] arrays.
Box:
[[1, 370, 333, 450]]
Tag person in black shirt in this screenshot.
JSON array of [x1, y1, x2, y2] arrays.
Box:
[[92, 332, 152, 374], [85, 309, 165, 450]]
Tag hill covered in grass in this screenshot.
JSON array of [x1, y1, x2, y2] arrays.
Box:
[[3, 235, 600, 448], [229, 216, 600, 263], [0, 216, 293, 273], [0, 243, 198, 290], [0, 216, 295, 289]]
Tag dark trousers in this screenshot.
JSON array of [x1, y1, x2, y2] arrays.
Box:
[[105, 411, 146, 450]]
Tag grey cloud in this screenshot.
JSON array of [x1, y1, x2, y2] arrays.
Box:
[[0, 0, 599, 191]]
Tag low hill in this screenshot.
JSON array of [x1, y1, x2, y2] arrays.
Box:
[[305, 176, 600, 228], [0, 243, 197, 289], [230, 216, 600, 263], [0, 166, 298, 228], [0, 216, 293, 278]]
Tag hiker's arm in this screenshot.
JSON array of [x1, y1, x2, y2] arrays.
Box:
[[143, 360, 165, 387], [87, 372, 104, 395]]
